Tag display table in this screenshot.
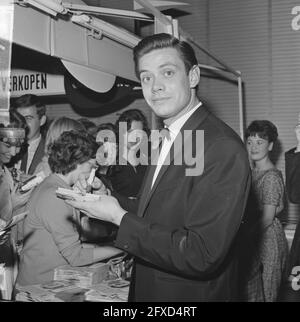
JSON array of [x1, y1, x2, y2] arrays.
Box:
[[15, 278, 129, 302]]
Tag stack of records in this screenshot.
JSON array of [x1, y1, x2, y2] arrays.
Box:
[[15, 280, 79, 302], [54, 262, 109, 288], [85, 279, 130, 302]]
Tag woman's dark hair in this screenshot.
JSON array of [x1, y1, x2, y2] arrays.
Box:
[[133, 33, 198, 77], [245, 120, 278, 143], [96, 123, 116, 136], [115, 109, 150, 137], [48, 130, 97, 175]]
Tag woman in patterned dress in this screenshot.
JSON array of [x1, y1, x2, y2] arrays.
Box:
[[244, 120, 288, 301]]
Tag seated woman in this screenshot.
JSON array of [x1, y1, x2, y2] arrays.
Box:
[[243, 120, 288, 302], [16, 130, 122, 286]]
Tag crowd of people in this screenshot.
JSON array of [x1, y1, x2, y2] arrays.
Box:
[[0, 33, 300, 302], [0, 96, 150, 297]]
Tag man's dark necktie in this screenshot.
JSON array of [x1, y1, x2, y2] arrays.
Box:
[[159, 127, 171, 151], [20, 150, 28, 173]]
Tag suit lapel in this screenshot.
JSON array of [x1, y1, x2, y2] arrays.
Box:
[[137, 164, 156, 217], [138, 106, 210, 217], [137, 144, 160, 217]]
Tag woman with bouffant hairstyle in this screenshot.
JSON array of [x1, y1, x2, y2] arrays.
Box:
[[16, 131, 122, 286], [48, 130, 97, 175]]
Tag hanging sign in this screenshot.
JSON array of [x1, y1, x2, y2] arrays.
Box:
[[10, 69, 65, 97]]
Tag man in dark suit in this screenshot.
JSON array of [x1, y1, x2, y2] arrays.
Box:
[[281, 124, 300, 301], [11, 94, 47, 175], [285, 124, 300, 204], [67, 33, 251, 301]]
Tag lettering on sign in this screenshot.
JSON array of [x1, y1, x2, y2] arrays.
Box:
[[8, 70, 65, 97], [11, 73, 47, 92]]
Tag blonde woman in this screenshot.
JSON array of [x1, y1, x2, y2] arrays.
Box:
[[34, 117, 85, 176]]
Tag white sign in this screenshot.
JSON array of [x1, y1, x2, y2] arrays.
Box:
[[9, 69, 65, 97]]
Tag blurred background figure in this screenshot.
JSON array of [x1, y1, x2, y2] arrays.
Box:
[[111, 109, 150, 198], [0, 110, 31, 299], [242, 120, 288, 302], [77, 118, 98, 138], [95, 122, 117, 181], [10, 94, 47, 177], [0, 110, 29, 224], [283, 118, 300, 301]]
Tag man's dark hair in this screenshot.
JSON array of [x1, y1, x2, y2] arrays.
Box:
[[116, 109, 150, 136], [245, 120, 278, 143], [48, 130, 97, 175], [12, 94, 46, 119], [133, 33, 198, 77]]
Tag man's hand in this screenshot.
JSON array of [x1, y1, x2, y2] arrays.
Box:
[[65, 195, 127, 226]]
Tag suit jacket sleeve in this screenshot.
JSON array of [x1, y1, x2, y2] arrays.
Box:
[[115, 138, 251, 279], [111, 191, 139, 213], [285, 148, 300, 203]]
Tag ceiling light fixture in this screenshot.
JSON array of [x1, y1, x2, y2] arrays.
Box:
[[71, 14, 141, 48], [17, 0, 67, 17]]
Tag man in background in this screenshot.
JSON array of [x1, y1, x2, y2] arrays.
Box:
[[10, 94, 47, 176]]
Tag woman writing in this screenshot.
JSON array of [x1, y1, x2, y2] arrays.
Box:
[[16, 130, 122, 286]]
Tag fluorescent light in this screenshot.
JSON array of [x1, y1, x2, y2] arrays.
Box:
[[64, 3, 152, 21], [71, 14, 141, 48], [19, 0, 67, 17]]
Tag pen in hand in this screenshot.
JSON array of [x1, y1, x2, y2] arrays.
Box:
[[86, 168, 96, 193]]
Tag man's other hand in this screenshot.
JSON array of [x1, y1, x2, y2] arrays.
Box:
[[65, 195, 127, 226]]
